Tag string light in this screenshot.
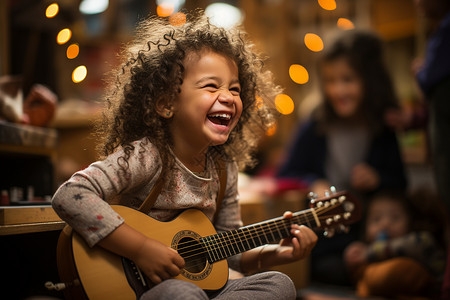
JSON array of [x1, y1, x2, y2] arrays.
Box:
[[337, 18, 355, 30], [318, 0, 336, 11], [57, 28, 72, 45], [304, 33, 324, 52], [157, 3, 175, 17], [72, 65, 87, 83], [45, 3, 59, 18], [289, 64, 309, 84], [66, 44, 80, 59], [275, 94, 295, 115], [169, 12, 186, 26]]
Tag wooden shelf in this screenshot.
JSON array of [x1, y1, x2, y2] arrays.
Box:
[[0, 205, 65, 235]]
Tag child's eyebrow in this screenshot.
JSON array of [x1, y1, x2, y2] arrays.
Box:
[[196, 76, 240, 86]]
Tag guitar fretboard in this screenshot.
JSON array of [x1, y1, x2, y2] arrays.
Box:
[[201, 208, 317, 263]]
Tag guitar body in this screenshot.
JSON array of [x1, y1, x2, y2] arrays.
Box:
[[57, 191, 360, 300], [57, 206, 229, 300]]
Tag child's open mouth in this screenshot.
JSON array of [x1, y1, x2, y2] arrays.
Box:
[[207, 113, 232, 127]]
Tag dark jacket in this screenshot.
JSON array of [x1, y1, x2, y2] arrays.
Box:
[[276, 119, 408, 193]]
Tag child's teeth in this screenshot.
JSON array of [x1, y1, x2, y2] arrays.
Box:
[[209, 113, 231, 119]]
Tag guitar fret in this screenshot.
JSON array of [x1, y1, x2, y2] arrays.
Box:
[[213, 235, 226, 261], [210, 236, 220, 263], [229, 230, 240, 255], [220, 232, 232, 259], [202, 236, 216, 263]]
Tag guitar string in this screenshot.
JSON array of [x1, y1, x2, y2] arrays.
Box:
[[173, 203, 339, 251], [178, 211, 348, 270], [176, 203, 347, 263], [176, 203, 344, 259]]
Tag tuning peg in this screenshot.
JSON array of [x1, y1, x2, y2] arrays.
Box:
[[323, 228, 335, 238], [330, 186, 337, 194], [308, 192, 318, 200]]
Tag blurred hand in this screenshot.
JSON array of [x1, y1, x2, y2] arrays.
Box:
[[384, 107, 412, 131], [351, 163, 380, 191], [344, 241, 368, 269]]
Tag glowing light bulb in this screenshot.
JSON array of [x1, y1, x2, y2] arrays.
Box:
[[169, 12, 186, 26], [266, 124, 277, 136], [66, 44, 80, 59], [318, 0, 336, 10], [46, 3, 59, 18], [72, 65, 87, 83], [304, 33, 324, 52], [337, 18, 355, 30], [289, 64, 309, 84], [157, 4, 174, 17], [275, 94, 295, 115], [57, 28, 72, 45]]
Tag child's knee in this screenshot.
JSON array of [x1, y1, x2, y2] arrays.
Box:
[[261, 271, 297, 299], [141, 279, 208, 300]]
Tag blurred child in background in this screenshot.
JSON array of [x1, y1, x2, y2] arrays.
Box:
[[276, 29, 407, 285], [344, 189, 447, 298]]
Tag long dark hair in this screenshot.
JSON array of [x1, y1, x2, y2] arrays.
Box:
[[315, 30, 399, 134]]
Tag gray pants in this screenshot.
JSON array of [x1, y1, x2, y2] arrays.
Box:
[[140, 271, 297, 300]]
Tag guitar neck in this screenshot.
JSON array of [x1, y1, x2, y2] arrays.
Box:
[[201, 208, 318, 263]]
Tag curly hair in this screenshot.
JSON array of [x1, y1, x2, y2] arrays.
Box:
[[314, 30, 399, 134], [95, 10, 281, 179]]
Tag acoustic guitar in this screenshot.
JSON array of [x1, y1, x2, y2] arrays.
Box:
[[56, 191, 360, 300]]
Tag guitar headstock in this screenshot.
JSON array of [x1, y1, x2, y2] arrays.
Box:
[[309, 190, 361, 237]]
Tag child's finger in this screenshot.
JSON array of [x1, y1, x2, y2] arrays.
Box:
[[283, 211, 293, 218]]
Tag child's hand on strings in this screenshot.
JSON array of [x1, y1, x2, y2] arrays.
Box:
[[273, 211, 317, 265], [98, 223, 185, 285], [132, 237, 185, 284]]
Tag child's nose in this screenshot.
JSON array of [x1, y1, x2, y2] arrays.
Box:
[[218, 90, 234, 104]]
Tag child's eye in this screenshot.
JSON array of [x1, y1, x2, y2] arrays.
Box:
[[204, 84, 218, 89], [230, 87, 241, 95]]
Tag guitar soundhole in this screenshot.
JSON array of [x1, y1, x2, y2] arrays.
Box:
[[177, 236, 207, 274]]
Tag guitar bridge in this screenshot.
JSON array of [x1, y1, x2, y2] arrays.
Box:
[[121, 257, 149, 299]]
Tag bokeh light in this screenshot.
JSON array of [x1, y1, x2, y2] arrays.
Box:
[[266, 124, 277, 136], [289, 64, 309, 84], [275, 94, 295, 115], [169, 12, 186, 26], [79, 0, 109, 15], [205, 3, 243, 29], [45, 3, 59, 18], [337, 18, 355, 30], [66, 44, 80, 59], [72, 65, 87, 83], [157, 4, 175, 17], [318, 0, 336, 10], [57, 28, 72, 45], [304, 33, 324, 52]]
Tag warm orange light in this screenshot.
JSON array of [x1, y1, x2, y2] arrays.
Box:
[[337, 18, 355, 30], [275, 94, 294, 115], [45, 3, 59, 18], [157, 4, 174, 17], [289, 64, 309, 84], [266, 124, 277, 136], [318, 0, 336, 10], [304, 33, 324, 52], [72, 65, 87, 83], [57, 28, 72, 45], [66, 44, 80, 59], [255, 95, 264, 109], [169, 12, 186, 26]]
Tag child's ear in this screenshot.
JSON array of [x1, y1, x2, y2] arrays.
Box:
[[155, 100, 173, 119]]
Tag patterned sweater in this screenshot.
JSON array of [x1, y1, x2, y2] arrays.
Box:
[[52, 138, 243, 267]]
